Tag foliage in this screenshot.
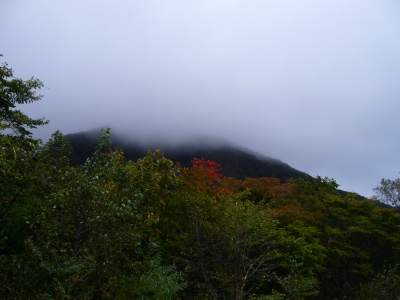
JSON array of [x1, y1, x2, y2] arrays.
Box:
[[0, 54, 48, 139], [181, 192, 279, 299], [373, 177, 400, 208], [179, 157, 227, 199], [0, 58, 185, 299], [353, 265, 400, 300], [161, 170, 322, 299], [2, 57, 400, 299], [1, 130, 186, 298], [106, 248, 187, 300], [283, 176, 400, 299], [65, 131, 307, 181], [220, 177, 292, 203]]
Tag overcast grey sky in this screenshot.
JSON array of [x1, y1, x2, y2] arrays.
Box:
[[2, 0, 400, 197]]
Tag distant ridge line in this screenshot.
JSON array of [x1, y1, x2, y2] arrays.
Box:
[[65, 128, 306, 183]]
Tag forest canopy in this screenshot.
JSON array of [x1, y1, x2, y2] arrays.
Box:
[[1, 58, 400, 299]]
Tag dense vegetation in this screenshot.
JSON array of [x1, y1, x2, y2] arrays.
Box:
[[2, 58, 400, 299]]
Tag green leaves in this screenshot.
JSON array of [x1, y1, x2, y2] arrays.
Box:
[[0, 62, 185, 299], [2, 56, 400, 299], [0, 55, 48, 138], [1, 129, 186, 299], [179, 192, 280, 299]]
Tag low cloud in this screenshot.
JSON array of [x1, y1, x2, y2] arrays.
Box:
[[2, 0, 400, 196]]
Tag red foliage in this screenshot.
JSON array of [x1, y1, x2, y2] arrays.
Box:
[[190, 158, 222, 185], [181, 158, 227, 198]]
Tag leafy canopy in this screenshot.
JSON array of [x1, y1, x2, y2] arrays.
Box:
[[0, 54, 48, 139]]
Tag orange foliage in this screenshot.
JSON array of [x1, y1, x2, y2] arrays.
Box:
[[269, 200, 303, 223], [220, 177, 293, 202]]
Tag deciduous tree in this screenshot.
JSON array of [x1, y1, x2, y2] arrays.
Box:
[[373, 177, 400, 208]]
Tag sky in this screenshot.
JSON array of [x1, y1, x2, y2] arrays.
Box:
[[1, 0, 400, 197]]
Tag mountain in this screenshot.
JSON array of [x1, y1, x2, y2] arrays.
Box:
[[65, 128, 306, 183], [65, 128, 375, 201]]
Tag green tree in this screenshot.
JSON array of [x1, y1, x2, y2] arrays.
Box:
[[353, 265, 400, 300], [0, 55, 50, 224], [0, 57, 186, 298], [286, 175, 400, 299], [0, 54, 48, 139], [162, 179, 321, 299], [1, 130, 186, 299], [182, 192, 279, 299]]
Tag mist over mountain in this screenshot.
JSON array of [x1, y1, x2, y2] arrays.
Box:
[[65, 128, 306, 183], [65, 128, 379, 202]]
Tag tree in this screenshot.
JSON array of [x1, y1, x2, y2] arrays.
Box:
[[1, 130, 187, 299], [353, 265, 400, 300], [220, 177, 292, 203], [0, 55, 51, 236], [0, 54, 48, 139], [0, 55, 50, 225], [0, 57, 186, 298], [286, 176, 400, 299], [181, 191, 280, 299], [180, 158, 227, 198], [373, 177, 400, 208]]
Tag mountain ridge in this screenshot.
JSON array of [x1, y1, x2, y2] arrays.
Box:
[[65, 128, 306, 183], [64, 128, 371, 200]]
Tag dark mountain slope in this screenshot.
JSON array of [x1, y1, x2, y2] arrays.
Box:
[[65, 128, 373, 200], [65, 129, 306, 182]]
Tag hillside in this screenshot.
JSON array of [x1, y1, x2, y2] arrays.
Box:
[[65, 128, 306, 183]]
